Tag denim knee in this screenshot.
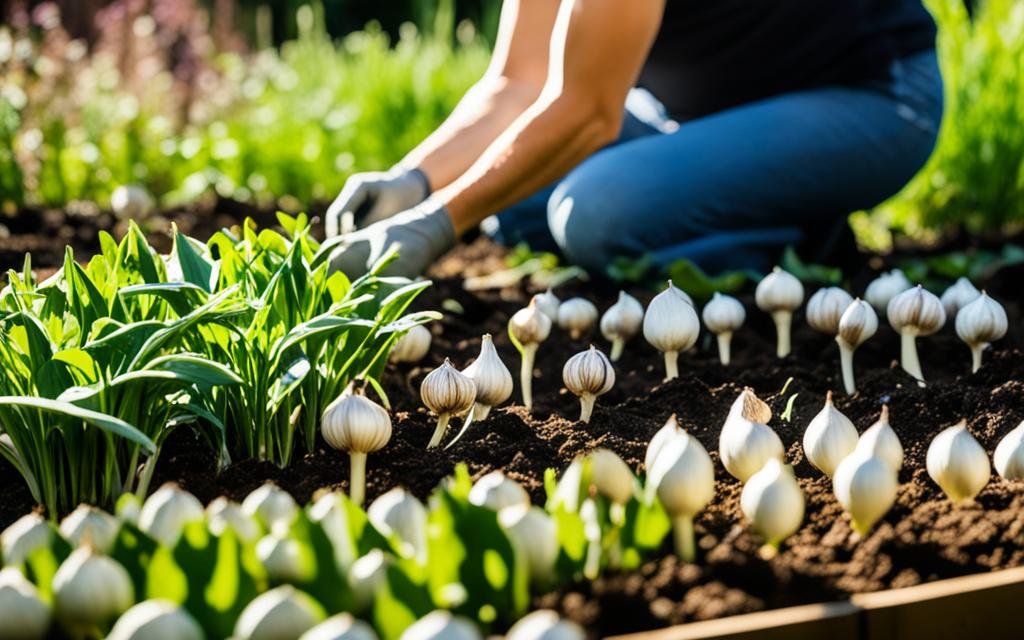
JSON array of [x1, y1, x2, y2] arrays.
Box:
[[546, 180, 621, 276]]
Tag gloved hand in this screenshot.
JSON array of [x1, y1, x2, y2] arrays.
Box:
[[327, 199, 456, 279], [325, 168, 431, 236]]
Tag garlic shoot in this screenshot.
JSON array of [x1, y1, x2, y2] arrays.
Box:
[[926, 421, 991, 504], [644, 414, 685, 473], [419, 359, 476, 449], [646, 430, 715, 562], [642, 280, 700, 380], [864, 269, 912, 316], [833, 448, 898, 537], [207, 497, 260, 542], [533, 289, 561, 323], [60, 505, 120, 553], [740, 459, 804, 556], [588, 448, 635, 506], [1, 513, 52, 567], [448, 334, 513, 448], [322, 392, 393, 505], [367, 488, 427, 562], [138, 483, 205, 546], [940, 276, 981, 320], [955, 292, 1007, 373], [719, 388, 784, 482], [509, 299, 552, 411], [468, 471, 530, 512], [887, 285, 945, 385], [701, 293, 745, 366], [562, 346, 615, 423], [857, 405, 903, 471], [806, 287, 854, 336], [505, 610, 585, 640], [300, 613, 379, 640], [802, 391, 858, 477], [241, 483, 299, 531], [107, 600, 204, 640], [755, 267, 804, 358], [53, 547, 134, 633], [600, 291, 644, 361], [557, 298, 598, 340], [836, 299, 877, 395], [498, 505, 559, 587], [390, 324, 432, 364], [994, 421, 1024, 480], [399, 611, 481, 640], [234, 585, 326, 640], [0, 567, 51, 639]]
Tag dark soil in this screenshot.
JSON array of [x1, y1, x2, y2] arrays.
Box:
[[2, 215, 1024, 637]]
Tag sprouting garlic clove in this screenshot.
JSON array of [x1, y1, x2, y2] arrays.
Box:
[[235, 585, 326, 640], [887, 285, 945, 384], [390, 324, 432, 364], [139, 483, 205, 546], [0, 567, 52, 639], [257, 529, 314, 584], [557, 298, 599, 340], [994, 421, 1024, 480], [833, 448, 898, 537], [107, 600, 206, 640], [701, 293, 745, 366], [864, 269, 912, 315], [940, 276, 981, 320], [642, 280, 700, 380], [367, 488, 428, 563], [644, 414, 685, 473], [322, 392, 393, 504], [926, 420, 991, 504], [806, 287, 854, 335], [504, 610, 585, 640], [241, 482, 299, 531], [835, 298, 878, 395], [755, 267, 804, 358], [740, 459, 804, 554], [509, 299, 552, 412], [59, 505, 120, 553], [498, 506, 559, 588], [532, 289, 561, 323], [420, 359, 476, 449], [646, 430, 714, 563], [53, 547, 134, 632], [802, 391, 859, 477], [462, 334, 513, 418], [719, 388, 784, 482], [588, 448, 635, 505], [856, 405, 904, 471], [1, 513, 53, 567], [468, 471, 530, 512], [562, 346, 615, 423], [955, 292, 1008, 373], [600, 291, 645, 362], [207, 497, 260, 543]]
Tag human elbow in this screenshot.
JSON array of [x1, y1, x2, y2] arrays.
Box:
[[557, 92, 623, 152]]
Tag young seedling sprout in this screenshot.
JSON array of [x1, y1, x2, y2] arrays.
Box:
[[755, 267, 804, 358], [740, 459, 804, 558], [719, 388, 784, 482], [599, 291, 644, 361], [390, 324, 432, 364], [642, 281, 699, 380], [509, 299, 552, 411], [448, 334, 513, 447], [701, 293, 745, 365], [558, 297, 598, 339], [321, 391, 393, 505], [955, 292, 1007, 373], [887, 285, 945, 385], [420, 359, 476, 449], [646, 425, 714, 563], [835, 299, 877, 395], [562, 346, 615, 423], [864, 268, 911, 316], [940, 276, 981, 319], [802, 392, 858, 478], [926, 421, 990, 504]]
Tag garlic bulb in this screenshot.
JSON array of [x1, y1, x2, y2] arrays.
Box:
[[755, 267, 804, 358], [242, 483, 300, 530], [300, 613, 379, 640], [642, 281, 699, 380], [600, 291, 644, 361], [468, 471, 530, 512], [955, 292, 1007, 373], [533, 289, 561, 323], [857, 405, 903, 471], [994, 421, 1024, 480], [701, 293, 745, 365], [367, 488, 427, 562], [833, 448, 898, 537], [420, 359, 476, 449], [864, 269, 911, 315], [349, 550, 391, 611], [588, 448, 635, 505], [110, 184, 153, 221], [2, 513, 53, 566], [806, 287, 854, 335], [887, 285, 945, 384], [207, 497, 260, 542], [644, 414, 685, 473], [926, 421, 991, 504], [257, 529, 314, 583], [646, 430, 714, 562], [138, 483, 205, 546], [505, 610, 585, 640], [802, 392, 858, 477], [53, 547, 134, 632], [107, 600, 204, 640], [460, 334, 513, 424], [836, 299, 878, 395], [60, 505, 120, 553], [0, 567, 51, 639], [557, 297, 598, 340], [719, 388, 784, 482], [399, 611, 481, 640], [740, 459, 804, 554], [508, 299, 552, 411], [234, 585, 326, 640], [562, 346, 615, 423], [498, 505, 559, 586], [115, 494, 143, 525], [390, 324, 431, 364], [940, 276, 981, 319], [322, 392, 393, 504]]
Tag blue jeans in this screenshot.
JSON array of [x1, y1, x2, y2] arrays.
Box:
[[483, 51, 943, 276]]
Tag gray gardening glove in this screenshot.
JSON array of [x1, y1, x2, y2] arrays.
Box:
[[328, 199, 456, 279], [325, 168, 431, 237]]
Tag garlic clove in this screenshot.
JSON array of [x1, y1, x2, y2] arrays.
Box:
[[399, 611, 482, 640], [955, 292, 1008, 373], [940, 276, 981, 320], [550, 458, 586, 513], [588, 448, 635, 505], [802, 391, 859, 477], [234, 585, 326, 640], [836, 299, 878, 395], [390, 324, 432, 364], [53, 547, 134, 632], [701, 293, 745, 366], [994, 421, 1024, 480], [309, 493, 357, 573], [532, 289, 561, 323], [644, 414, 685, 473], [505, 609, 585, 640], [367, 488, 428, 562], [557, 298, 599, 340], [833, 448, 898, 536], [864, 269, 912, 315], [498, 505, 559, 587], [509, 299, 553, 346], [856, 405, 903, 471], [461, 334, 514, 411], [719, 388, 784, 482], [257, 529, 314, 584], [887, 285, 945, 383], [806, 287, 854, 335], [299, 613, 379, 640], [642, 281, 700, 379], [0, 567, 51, 639], [646, 430, 715, 562], [562, 346, 615, 423], [468, 471, 531, 512], [322, 393, 393, 455], [600, 291, 645, 361], [241, 482, 299, 531], [59, 505, 120, 553], [207, 497, 260, 543], [755, 267, 804, 358], [1, 513, 52, 567], [139, 483, 205, 546], [421, 359, 476, 449], [107, 600, 204, 640], [349, 550, 391, 612], [740, 459, 804, 552], [926, 421, 991, 504]]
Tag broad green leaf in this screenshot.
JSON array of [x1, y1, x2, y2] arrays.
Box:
[[0, 396, 156, 454], [173, 226, 215, 293], [781, 246, 842, 286], [120, 282, 209, 317], [665, 259, 756, 303], [372, 562, 435, 640]]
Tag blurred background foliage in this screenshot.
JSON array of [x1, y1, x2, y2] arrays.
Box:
[[0, 0, 1022, 250]]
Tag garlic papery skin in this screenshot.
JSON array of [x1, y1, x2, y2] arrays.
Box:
[[420, 359, 476, 449], [234, 585, 326, 640], [802, 391, 858, 477], [505, 609, 586, 640], [646, 431, 715, 562], [955, 292, 1008, 373], [645, 414, 685, 473], [349, 550, 391, 611], [740, 459, 804, 555], [806, 287, 854, 336], [557, 297, 598, 340], [138, 483, 205, 546], [856, 405, 904, 471], [300, 613, 379, 640], [940, 276, 981, 320], [389, 324, 431, 364], [367, 488, 427, 562], [53, 547, 134, 632], [460, 334, 513, 424], [107, 600, 204, 640], [241, 482, 300, 531], [2, 513, 53, 566], [0, 567, 51, 639], [533, 289, 561, 323], [836, 299, 878, 395], [926, 421, 991, 504], [257, 528, 314, 584], [600, 291, 645, 361], [468, 471, 530, 512], [588, 448, 635, 505], [642, 281, 700, 380], [207, 497, 260, 543], [498, 505, 559, 587], [399, 611, 481, 640], [994, 421, 1024, 480], [322, 392, 393, 504], [562, 346, 615, 423], [833, 448, 898, 537], [755, 267, 804, 358], [60, 505, 120, 553], [887, 285, 946, 385], [509, 299, 553, 411], [864, 269, 912, 316], [701, 293, 745, 366], [719, 389, 784, 482]]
